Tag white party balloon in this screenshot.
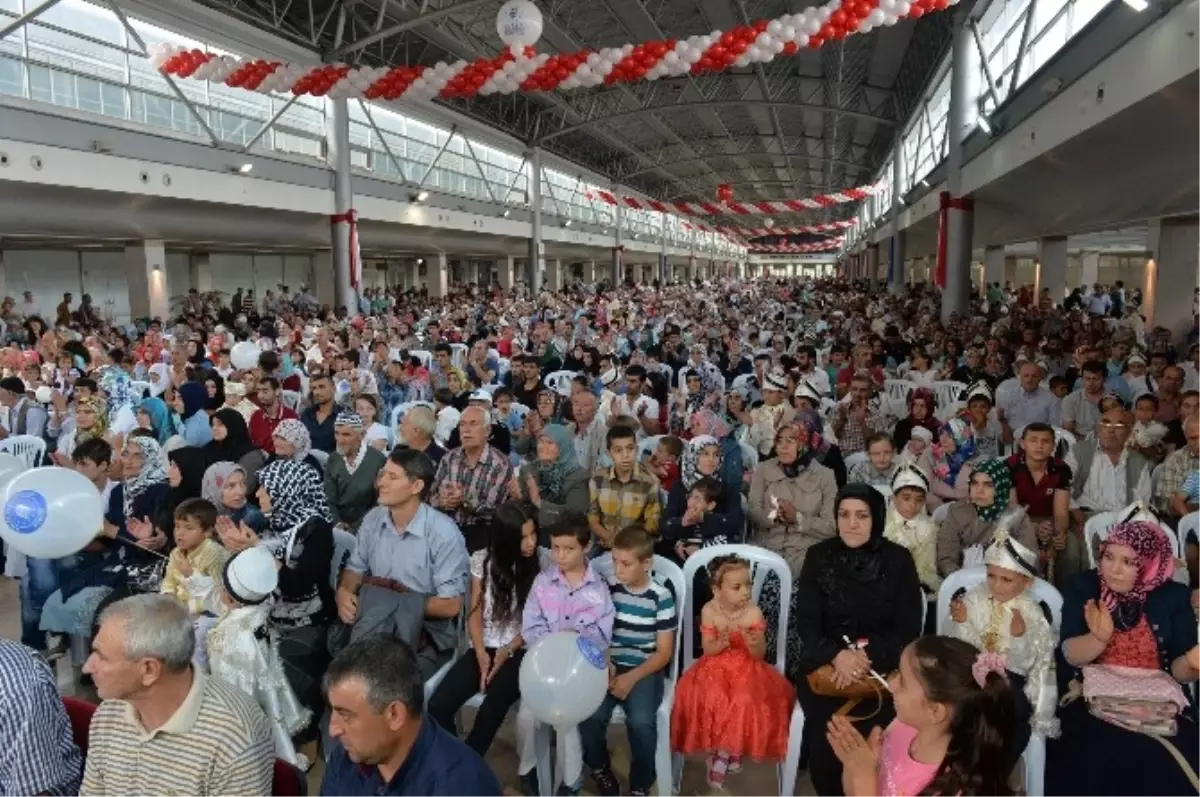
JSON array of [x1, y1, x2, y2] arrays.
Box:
[[497, 0, 543, 52], [782, 24, 797, 39], [869, 8, 886, 25], [0, 467, 104, 560], [734, 54, 750, 67], [230, 340, 261, 371], [767, 19, 783, 36], [518, 632, 608, 729], [771, 38, 785, 53]]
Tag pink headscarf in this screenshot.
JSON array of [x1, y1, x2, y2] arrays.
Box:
[[1100, 521, 1176, 625]]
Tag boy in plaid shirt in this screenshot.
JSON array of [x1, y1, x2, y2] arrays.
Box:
[[588, 426, 662, 554]]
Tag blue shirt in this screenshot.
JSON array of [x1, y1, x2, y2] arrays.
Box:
[[346, 504, 469, 598], [321, 718, 500, 796], [180, 411, 213, 446]]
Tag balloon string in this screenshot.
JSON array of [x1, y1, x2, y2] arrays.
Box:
[[113, 534, 171, 560]]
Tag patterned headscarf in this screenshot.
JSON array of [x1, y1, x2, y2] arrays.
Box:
[[136, 397, 174, 445], [906, 387, 940, 436], [122, 435, 168, 519], [272, 418, 312, 463], [257, 458, 332, 535], [690, 408, 732, 439], [100, 365, 133, 418], [932, 417, 976, 486], [533, 423, 577, 499], [74, 395, 108, 443], [776, 409, 829, 475], [1100, 520, 1176, 630], [971, 458, 1012, 523], [202, 461, 244, 516], [681, 435, 722, 490]]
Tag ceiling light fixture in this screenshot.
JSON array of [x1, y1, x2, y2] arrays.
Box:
[[918, 178, 929, 189], [563, 219, 572, 227], [229, 163, 253, 174], [1123, 0, 1148, 10], [410, 190, 429, 202], [502, 209, 511, 218], [416, 258, 425, 265], [977, 114, 994, 136]]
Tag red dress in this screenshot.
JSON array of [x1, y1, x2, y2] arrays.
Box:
[[670, 621, 796, 761]]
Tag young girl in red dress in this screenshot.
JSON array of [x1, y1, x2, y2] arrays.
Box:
[[671, 554, 796, 788]]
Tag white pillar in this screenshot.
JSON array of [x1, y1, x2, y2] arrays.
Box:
[[1147, 216, 1198, 343], [529, 149, 543, 294], [1038, 236, 1067, 305], [429, 253, 448, 298], [545, 258, 562, 291], [582, 260, 596, 283], [497, 256, 515, 292], [1081, 251, 1100, 288], [982, 245, 1004, 297], [941, 9, 978, 322], [124, 240, 169, 321], [327, 97, 356, 313], [189, 252, 212, 292]]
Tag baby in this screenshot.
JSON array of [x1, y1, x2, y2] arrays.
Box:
[[899, 425, 933, 465], [650, 435, 683, 491]]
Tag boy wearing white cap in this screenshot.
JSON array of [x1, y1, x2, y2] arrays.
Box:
[[947, 525, 1058, 737], [204, 547, 312, 769], [884, 463, 940, 597]]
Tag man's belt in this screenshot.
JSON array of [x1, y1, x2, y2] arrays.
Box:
[[362, 574, 410, 594]]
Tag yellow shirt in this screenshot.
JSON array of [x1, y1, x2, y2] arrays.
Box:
[[160, 538, 230, 615]]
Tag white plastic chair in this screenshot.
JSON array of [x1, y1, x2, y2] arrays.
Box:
[[731, 373, 757, 392], [843, 451, 868, 472], [936, 566, 1063, 797], [309, 449, 329, 471], [0, 435, 45, 468], [739, 441, 759, 472], [931, 501, 955, 526], [639, 435, 664, 462], [281, 390, 301, 411], [409, 350, 432, 368], [884, 378, 915, 405], [389, 401, 434, 434], [1013, 425, 1077, 456], [1084, 508, 1181, 567], [129, 380, 152, 399], [1179, 512, 1199, 556], [932, 380, 967, 410], [678, 545, 805, 797], [329, 528, 356, 590], [450, 342, 468, 370], [819, 397, 837, 421], [544, 370, 578, 397]]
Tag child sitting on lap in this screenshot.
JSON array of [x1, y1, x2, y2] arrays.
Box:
[[156, 498, 229, 669]]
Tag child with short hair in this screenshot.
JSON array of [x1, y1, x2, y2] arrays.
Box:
[[669, 476, 725, 562], [671, 555, 796, 788], [650, 435, 683, 492], [516, 517, 616, 796], [827, 636, 1021, 796], [848, 433, 899, 487], [580, 527, 677, 796], [158, 497, 230, 669], [884, 464, 940, 597]]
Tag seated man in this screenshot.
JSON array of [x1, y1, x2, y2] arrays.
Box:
[[325, 412, 387, 532], [397, 405, 445, 465], [337, 449, 469, 679], [1155, 414, 1200, 584], [444, 390, 512, 454], [430, 406, 514, 552], [0, 638, 83, 795], [80, 594, 273, 795]]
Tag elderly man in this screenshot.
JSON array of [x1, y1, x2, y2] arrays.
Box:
[[0, 639, 83, 795], [336, 450, 469, 678], [80, 595, 273, 795], [1156, 365, 1186, 423], [398, 405, 445, 465], [567, 390, 609, 472], [1063, 406, 1153, 579], [430, 406, 514, 552], [832, 371, 894, 455], [325, 412, 387, 532], [997, 361, 1058, 443], [0, 376, 46, 440], [321, 635, 500, 796], [445, 390, 511, 454]]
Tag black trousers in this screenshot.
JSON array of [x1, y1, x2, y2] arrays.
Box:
[[427, 647, 524, 757]]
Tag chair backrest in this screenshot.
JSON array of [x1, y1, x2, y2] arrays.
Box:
[[884, 379, 915, 404], [681, 544, 791, 675], [449, 342, 468, 369], [544, 370, 577, 397], [330, 528, 356, 590], [272, 758, 308, 797], [61, 697, 96, 754], [310, 449, 330, 471], [819, 397, 838, 420], [0, 435, 45, 468], [843, 451, 868, 472], [638, 435, 664, 462], [389, 400, 434, 433], [731, 373, 756, 392], [592, 553, 688, 679], [932, 380, 967, 410], [1179, 512, 1199, 554], [873, 484, 892, 500], [409, 350, 432, 368], [1084, 509, 1181, 567], [936, 566, 1063, 635], [931, 501, 954, 526], [1011, 425, 1076, 456], [129, 380, 152, 400], [280, 390, 301, 411], [738, 441, 759, 472]]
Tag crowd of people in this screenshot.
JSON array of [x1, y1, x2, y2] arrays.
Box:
[[0, 272, 1196, 797]]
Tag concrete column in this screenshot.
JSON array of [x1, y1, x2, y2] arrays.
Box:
[[941, 8, 978, 322], [613, 188, 624, 284], [529, 148, 543, 294], [1147, 216, 1199, 343], [429, 253, 448, 298], [313, 252, 335, 306], [687, 255, 697, 282], [582, 260, 596, 283], [497, 256, 515, 292], [1081, 251, 1100, 288], [1038, 236, 1068, 306], [545, 258, 562, 291], [188, 252, 213, 292], [982, 245, 1004, 297], [124, 240, 169, 321], [327, 97, 356, 313]]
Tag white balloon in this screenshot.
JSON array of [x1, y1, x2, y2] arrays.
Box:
[[869, 8, 886, 25], [230, 341, 261, 371], [756, 31, 773, 47], [858, 19, 873, 32], [734, 54, 750, 67], [518, 632, 608, 729], [795, 33, 810, 47], [586, 52, 602, 67], [767, 20, 783, 36], [496, 0, 543, 50], [803, 17, 822, 34], [894, 0, 911, 14], [782, 24, 797, 39], [771, 38, 785, 53], [0, 467, 104, 560], [664, 50, 679, 65]]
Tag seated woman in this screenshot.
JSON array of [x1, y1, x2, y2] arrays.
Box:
[[1048, 520, 1199, 796], [271, 418, 325, 474], [918, 417, 975, 509], [50, 394, 109, 463], [662, 435, 746, 548], [202, 462, 266, 533], [509, 423, 589, 533], [794, 484, 923, 796], [353, 393, 391, 452], [135, 396, 176, 446], [890, 387, 938, 452], [748, 417, 838, 676], [936, 458, 1039, 579], [203, 408, 266, 494], [687, 409, 745, 496]]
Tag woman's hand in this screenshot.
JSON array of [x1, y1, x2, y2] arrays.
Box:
[[127, 515, 155, 540], [524, 475, 542, 507], [138, 529, 167, 550], [776, 499, 797, 524], [1084, 599, 1114, 645], [477, 649, 493, 693], [832, 648, 871, 689], [1188, 645, 1199, 672], [827, 716, 882, 797]]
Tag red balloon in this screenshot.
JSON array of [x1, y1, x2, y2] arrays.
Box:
[[808, 34, 824, 47], [754, 19, 769, 31], [831, 8, 848, 25], [782, 41, 799, 55], [909, 5, 925, 16]]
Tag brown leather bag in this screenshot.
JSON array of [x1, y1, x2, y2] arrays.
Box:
[[806, 665, 894, 720]]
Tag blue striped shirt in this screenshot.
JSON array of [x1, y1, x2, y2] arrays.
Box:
[[609, 579, 676, 670], [0, 640, 83, 796]]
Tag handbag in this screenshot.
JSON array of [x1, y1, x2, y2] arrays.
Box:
[[806, 664, 893, 720]]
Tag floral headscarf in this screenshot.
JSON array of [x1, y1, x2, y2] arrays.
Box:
[[906, 387, 940, 436], [75, 395, 108, 443], [122, 435, 168, 518], [681, 435, 722, 490], [971, 458, 1012, 523], [1100, 520, 1176, 630], [690, 408, 732, 440], [272, 418, 312, 463], [202, 461, 243, 516], [533, 423, 577, 499], [932, 417, 976, 486], [776, 409, 829, 475]]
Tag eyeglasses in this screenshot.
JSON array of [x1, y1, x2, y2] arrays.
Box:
[[1098, 421, 1130, 430]]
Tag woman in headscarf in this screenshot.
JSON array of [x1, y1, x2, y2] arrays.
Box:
[[687, 409, 746, 494], [203, 407, 266, 491], [936, 457, 1038, 578], [661, 435, 746, 549], [270, 417, 323, 473], [918, 416, 976, 508], [172, 381, 212, 446], [891, 386, 939, 451], [750, 417, 839, 681], [219, 458, 334, 727], [135, 396, 175, 445], [510, 423, 589, 534], [53, 394, 108, 461], [204, 371, 226, 412], [201, 461, 266, 533], [146, 362, 169, 398], [1049, 520, 1199, 796], [794, 484, 922, 795]]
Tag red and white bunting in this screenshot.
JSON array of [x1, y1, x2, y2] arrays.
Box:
[[684, 220, 856, 236], [588, 184, 881, 216], [749, 240, 843, 253]]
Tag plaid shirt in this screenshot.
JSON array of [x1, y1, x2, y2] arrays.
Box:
[[1154, 446, 1200, 515], [0, 639, 82, 795], [375, 371, 431, 420], [588, 463, 662, 543], [833, 401, 894, 455], [431, 444, 514, 526]]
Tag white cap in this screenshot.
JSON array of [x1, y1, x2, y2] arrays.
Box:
[[468, 389, 494, 404], [966, 380, 993, 404], [911, 426, 934, 443], [891, 462, 930, 494], [984, 528, 1039, 579], [763, 369, 788, 392], [794, 380, 822, 404], [223, 547, 279, 606]]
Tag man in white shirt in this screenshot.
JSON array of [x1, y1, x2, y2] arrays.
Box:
[[997, 361, 1058, 442], [0, 377, 46, 441], [1060, 360, 1107, 438], [18, 290, 40, 321], [796, 344, 831, 397], [610, 364, 661, 437], [1086, 283, 1112, 317]]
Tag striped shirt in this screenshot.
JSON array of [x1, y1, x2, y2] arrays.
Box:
[[80, 668, 273, 796], [0, 640, 82, 796], [609, 579, 676, 670]]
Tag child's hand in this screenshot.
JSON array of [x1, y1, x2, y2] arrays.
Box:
[[1035, 520, 1054, 543], [175, 552, 193, 578], [1010, 608, 1026, 638], [827, 716, 882, 797], [744, 625, 765, 649], [950, 597, 967, 623], [609, 672, 637, 700]]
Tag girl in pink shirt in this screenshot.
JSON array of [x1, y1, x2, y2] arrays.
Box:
[[827, 636, 1020, 796]]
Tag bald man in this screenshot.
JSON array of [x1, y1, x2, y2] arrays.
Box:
[[429, 406, 515, 552]]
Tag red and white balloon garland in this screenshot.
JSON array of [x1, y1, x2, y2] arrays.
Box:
[[749, 239, 844, 253], [150, 0, 956, 102]]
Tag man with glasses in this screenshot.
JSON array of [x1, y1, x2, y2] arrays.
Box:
[[1063, 406, 1152, 579]]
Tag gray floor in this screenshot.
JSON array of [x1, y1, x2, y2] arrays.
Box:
[[1, 576, 814, 795]]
